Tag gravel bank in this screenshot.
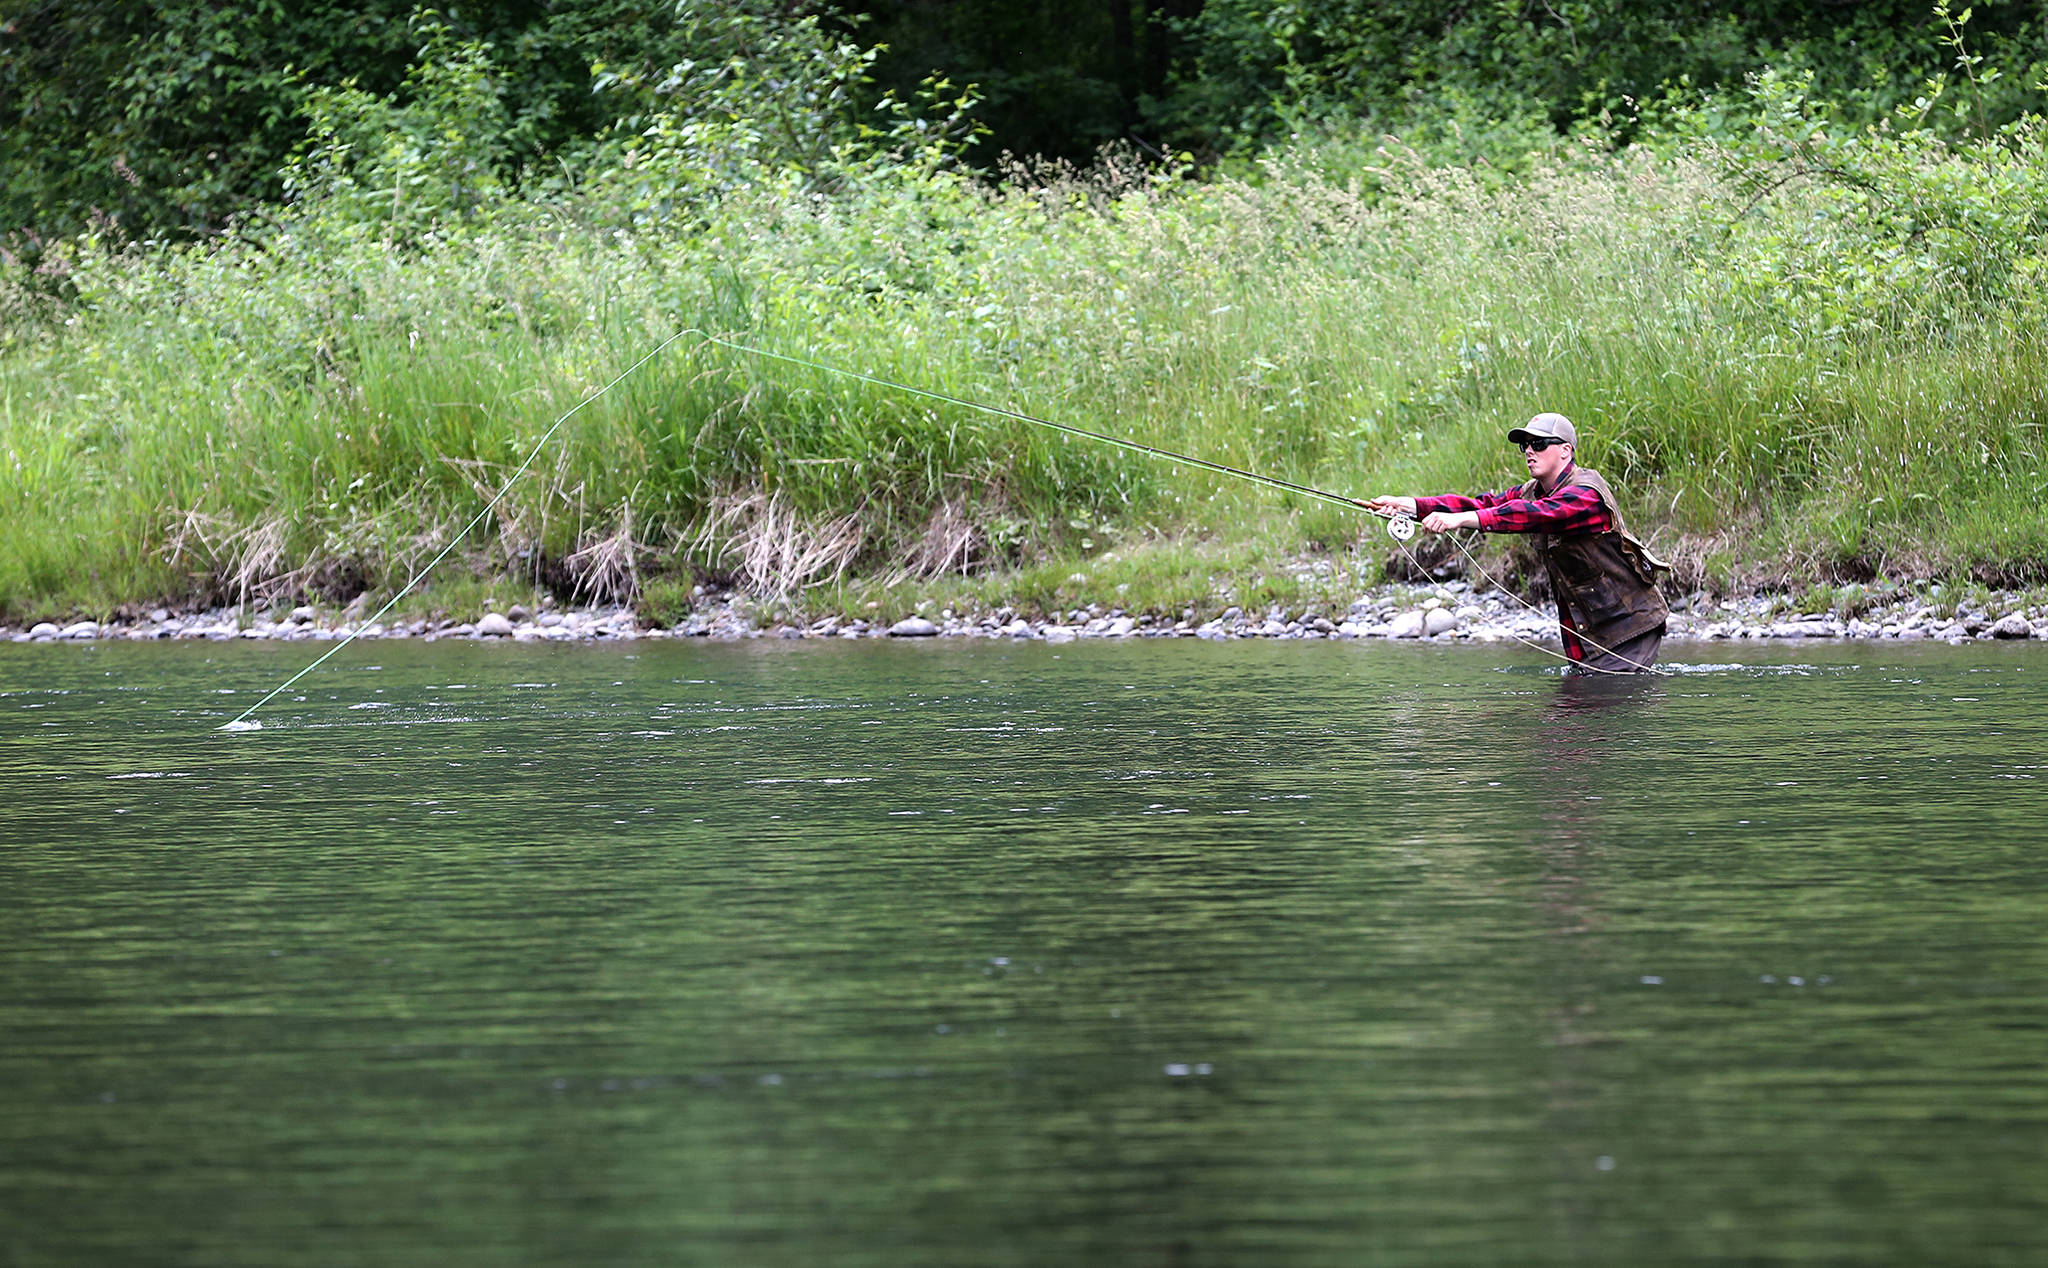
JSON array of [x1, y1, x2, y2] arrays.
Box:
[[11, 584, 2047, 645]]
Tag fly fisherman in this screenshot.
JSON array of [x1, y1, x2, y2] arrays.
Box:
[[1366, 413, 1670, 673]]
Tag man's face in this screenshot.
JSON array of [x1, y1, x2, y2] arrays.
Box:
[[1523, 439, 1572, 485]]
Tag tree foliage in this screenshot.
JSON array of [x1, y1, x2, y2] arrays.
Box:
[[3, 0, 2047, 242], [0, 0, 727, 239]]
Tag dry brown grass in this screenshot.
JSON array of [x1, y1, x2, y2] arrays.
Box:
[[563, 505, 645, 605], [903, 497, 985, 578], [693, 489, 864, 596], [162, 509, 301, 604]]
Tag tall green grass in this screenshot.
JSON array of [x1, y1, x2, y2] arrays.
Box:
[[3, 122, 2046, 621]]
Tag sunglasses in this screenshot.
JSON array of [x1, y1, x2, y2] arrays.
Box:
[[1518, 438, 1568, 452]]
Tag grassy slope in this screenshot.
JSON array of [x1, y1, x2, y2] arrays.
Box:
[[2, 135, 2045, 626]]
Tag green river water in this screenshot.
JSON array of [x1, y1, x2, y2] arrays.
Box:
[[2, 638, 2045, 1266]]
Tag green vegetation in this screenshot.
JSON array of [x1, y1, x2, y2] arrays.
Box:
[[3, 4, 2046, 626]]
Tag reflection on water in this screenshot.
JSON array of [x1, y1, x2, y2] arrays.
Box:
[[3, 639, 2046, 1266]]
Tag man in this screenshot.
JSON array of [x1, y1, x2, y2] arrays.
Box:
[[1366, 413, 1669, 673]]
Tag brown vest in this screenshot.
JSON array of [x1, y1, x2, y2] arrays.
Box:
[[1518, 466, 1669, 640]]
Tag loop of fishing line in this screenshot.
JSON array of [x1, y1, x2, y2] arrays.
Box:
[[1384, 525, 1667, 676]]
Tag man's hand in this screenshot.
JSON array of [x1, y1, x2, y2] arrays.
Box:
[[1365, 495, 1416, 518], [1421, 510, 1479, 534]]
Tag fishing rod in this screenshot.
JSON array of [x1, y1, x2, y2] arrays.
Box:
[[684, 329, 1411, 527]]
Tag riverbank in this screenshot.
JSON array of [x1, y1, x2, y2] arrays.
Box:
[[12, 580, 2045, 646], [7, 108, 2047, 623]]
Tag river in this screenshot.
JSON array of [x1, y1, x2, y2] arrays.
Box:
[[3, 638, 2045, 1266]]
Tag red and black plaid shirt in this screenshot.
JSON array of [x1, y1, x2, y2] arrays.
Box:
[[1414, 465, 1613, 535]]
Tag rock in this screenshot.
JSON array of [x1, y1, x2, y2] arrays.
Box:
[[290, 605, 316, 623], [29, 622, 59, 638], [1389, 611, 1426, 639], [149, 608, 171, 623], [1107, 616, 1137, 637], [1768, 620, 1834, 639], [1424, 608, 1459, 636], [889, 617, 939, 637], [508, 604, 530, 621], [1044, 626, 1078, 644], [1989, 614, 2033, 640], [59, 621, 99, 639], [476, 613, 515, 637]]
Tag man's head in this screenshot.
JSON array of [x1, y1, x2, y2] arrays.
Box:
[[1508, 413, 1576, 485]]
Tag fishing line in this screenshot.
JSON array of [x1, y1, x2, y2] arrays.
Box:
[[220, 324, 1654, 730], [219, 327, 697, 731]]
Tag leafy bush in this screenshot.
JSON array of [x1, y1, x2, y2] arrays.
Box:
[[1704, 65, 2048, 339], [280, 13, 512, 241]]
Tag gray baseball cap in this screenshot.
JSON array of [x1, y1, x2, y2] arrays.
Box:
[[1507, 412, 1577, 446]]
